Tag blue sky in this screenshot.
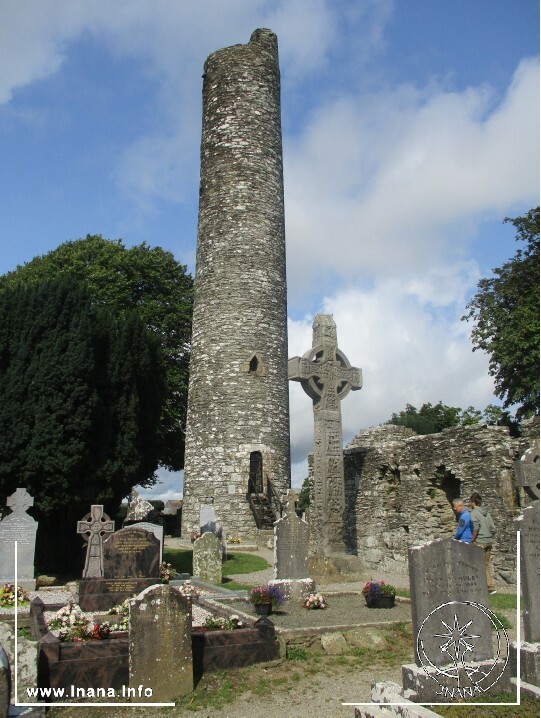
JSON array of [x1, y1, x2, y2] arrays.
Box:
[[1, 1, 539, 498]]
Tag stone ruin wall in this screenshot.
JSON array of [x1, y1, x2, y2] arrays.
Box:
[[309, 422, 535, 584]]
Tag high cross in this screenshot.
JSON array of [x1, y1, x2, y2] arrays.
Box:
[[288, 314, 362, 555], [77, 505, 115, 578]]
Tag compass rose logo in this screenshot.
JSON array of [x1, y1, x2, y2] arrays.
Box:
[[416, 601, 509, 698]]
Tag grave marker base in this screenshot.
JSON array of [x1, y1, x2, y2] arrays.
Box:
[[401, 661, 511, 702], [78, 578, 160, 611]]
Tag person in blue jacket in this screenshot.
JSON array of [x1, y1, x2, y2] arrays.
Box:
[[452, 498, 473, 542]]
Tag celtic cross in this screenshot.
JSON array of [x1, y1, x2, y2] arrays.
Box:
[[77, 505, 115, 578], [6, 488, 34, 516], [289, 314, 362, 555]]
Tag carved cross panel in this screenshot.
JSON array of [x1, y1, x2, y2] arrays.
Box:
[[77, 505, 115, 578]]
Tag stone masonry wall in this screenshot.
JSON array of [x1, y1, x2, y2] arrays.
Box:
[[341, 424, 522, 584], [182, 29, 290, 539]]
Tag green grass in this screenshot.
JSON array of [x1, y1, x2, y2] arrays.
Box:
[[222, 552, 270, 576], [491, 610, 512, 630], [489, 593, 517, 610], [434, 692, 540, 718], [163, 547, 193, 574], [287, 646, 308, 661]]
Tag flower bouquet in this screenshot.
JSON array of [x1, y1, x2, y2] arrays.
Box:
[[201, 614, 244, 631], [0, 583, 30, 607], [303, 592, 327, 610], [159, 562, 175, 584], [361, 581, 396, 608], [249, 584, 286, 615]]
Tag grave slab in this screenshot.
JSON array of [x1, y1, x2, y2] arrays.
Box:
[[129, 584, 193, 702]]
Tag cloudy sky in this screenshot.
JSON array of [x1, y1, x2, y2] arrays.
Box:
[[1, 1, 539, 499]]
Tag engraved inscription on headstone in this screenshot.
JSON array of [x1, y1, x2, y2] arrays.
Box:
[[0, 488, 38, 589], [289, 314, 362, 555], [102, 527, 160, 579], [516, 501, 540, 643], [408, 538, 492, 667], [128, 522, 164, 564]]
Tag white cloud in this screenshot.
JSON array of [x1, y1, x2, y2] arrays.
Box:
[[288, 267, 496, 485], [284, 58, 540, 298]]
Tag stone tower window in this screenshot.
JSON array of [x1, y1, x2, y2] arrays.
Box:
[[249, 451, 263, 493], [240, 353, 267, 376]]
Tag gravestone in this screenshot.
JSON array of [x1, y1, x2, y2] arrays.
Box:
[[128, 522, 164, 564], [192, 532, 222, 585], [129, 584, 193, 702], [517, 501, 540, 643], [125, 490, 154, 522], [401, 538, 510, 700], [509, 501, 540, 689], [199, 499, 216, 535], [78, 508, 160, 611], [0, 643, 9, 718], [514, 441, 540, 500], [289, 314, 362, 556], [274, 491, 309, 579], [270, 490, 315, 601], [0, 488, 38, 590]]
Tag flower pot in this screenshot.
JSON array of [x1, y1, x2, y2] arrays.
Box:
[[365, 595, 395, 609], [254, 603, 272, 616]]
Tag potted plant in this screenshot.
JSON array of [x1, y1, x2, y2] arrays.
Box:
[[362, 581, 396, 608], [249, 584, 285, 616]]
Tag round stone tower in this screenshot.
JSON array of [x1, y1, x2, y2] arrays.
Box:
[[181, 29, 291, 539]]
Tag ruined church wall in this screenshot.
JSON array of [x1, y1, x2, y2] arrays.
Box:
[[182, 30, 290, 539], [340, 424, 522, 584]]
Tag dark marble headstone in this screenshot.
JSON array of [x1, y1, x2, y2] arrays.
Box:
[[79, 527, 160, 611], [129, 584, 193, 701], [200, 501, 216, 535], [516, 501, 540, 643], [408, 538, 492, 667], [274, 502, 309, 579], [102, 527, 160, 579], [0, 488, 37, 590]]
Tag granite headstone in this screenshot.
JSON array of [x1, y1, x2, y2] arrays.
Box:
[[516, 501, 540, 643], [129, 584, 193, 701], [192, 532, 222, 585], [0, 488, 37, 590], [274, 492, 309, 579], [408, 538, 492, 667], [127, 522, 164, 564]]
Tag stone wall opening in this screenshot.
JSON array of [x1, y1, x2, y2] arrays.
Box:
[[249, 451, 263, 493]]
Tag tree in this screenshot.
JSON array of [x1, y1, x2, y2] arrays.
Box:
[[386, 402, 462, 434], [298, 477, 310, 510], [0, 235, 193, 469], [463, 208, 540, 420], [0, 278, 166, 570]]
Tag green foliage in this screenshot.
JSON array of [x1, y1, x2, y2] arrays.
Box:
[[0, 235, 193, 470], [287, 646, 308, 661], [298, 477, 310, 510], [463, 208, 540, 420], [0, 278, 166, 570], [386, 401, 518, 434], [386, 402, 462, 434]]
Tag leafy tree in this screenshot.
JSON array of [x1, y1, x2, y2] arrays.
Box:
[[298, 477, 310, 510], [0, 278, 166, 571], [463, 208, 540, 419], [386, 402, 462, 434], [0, 235, 193, 469]]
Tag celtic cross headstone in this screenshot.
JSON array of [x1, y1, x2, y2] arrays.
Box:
[[0, 488, 38, 589], [288, 314, 362, 555], [77, 505, 115, 578]]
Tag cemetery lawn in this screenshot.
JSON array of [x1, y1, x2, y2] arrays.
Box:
[[432, 692, 540, 718], [163, 548, 270, 589]]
